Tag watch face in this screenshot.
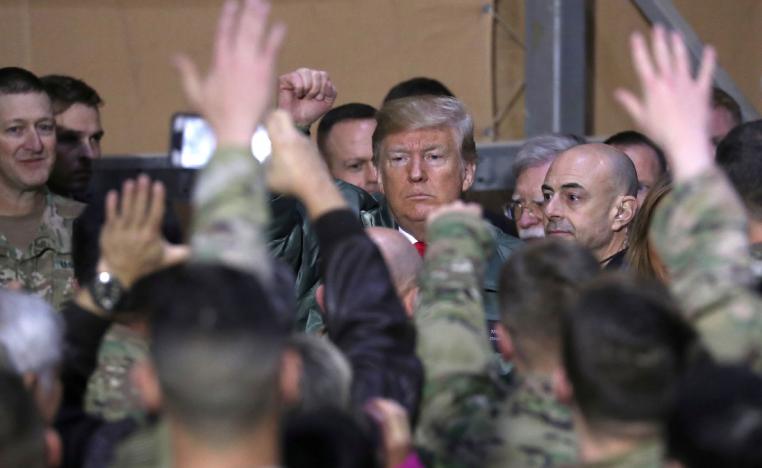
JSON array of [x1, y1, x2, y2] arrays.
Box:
[[92, 271, 123, 312]]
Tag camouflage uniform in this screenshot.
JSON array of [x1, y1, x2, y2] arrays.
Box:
[[492, 373, 577, 468], [0, 191, 82, 309], [413, 211, 512, 467], [85, 324, 149, 422], [651, 167, 762, 370], [109, 420, 171, 468], [191, 146, 271, 281], [578, 439, 664, 468]]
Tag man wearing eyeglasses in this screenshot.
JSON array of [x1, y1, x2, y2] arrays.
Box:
[[509, 135, 582, 240]]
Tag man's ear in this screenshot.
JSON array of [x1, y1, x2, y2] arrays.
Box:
[[279, 348, 302, 406], [494, 323, 515, 362], [131, 359, 162, 413], [402, 286, 419, 319], [611, 195, 637, 232], [461, 159, 476, 192], [552, 367, 574, 405]]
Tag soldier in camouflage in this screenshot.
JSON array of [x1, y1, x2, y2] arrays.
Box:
[[616, 26, 762, 373], [0, 67, 83, 309], [493, 238, 601, 468]]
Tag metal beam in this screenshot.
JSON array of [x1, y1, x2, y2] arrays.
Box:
[[632, 0, 760, 121], [524, 0, 588, 136]]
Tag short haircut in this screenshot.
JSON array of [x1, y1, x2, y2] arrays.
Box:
[[40, 74, 103, 115], [716, 120, 762, 221], [0, 67, 45, 95], [373, 95, 476, 165], [668, 363, 762, 468], [609, 148, 639, 197], [562, 274, 697, 434], [382, 77, 454, 104], [0, 370, 46, 468], [712, 87, 743, 126], [499, 238, 599, 367], [288, 334, 352, 413], [512, 134, 583, 179], [317, 103, 377, 157], [132, 263, 290, 442], [604, 130, 668, 175], [0, 289, 63, 395]]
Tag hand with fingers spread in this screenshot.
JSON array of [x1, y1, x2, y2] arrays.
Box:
[[174, 0, 286, 148], [278, 68, 337, 128], [266, 109, 346, 219], [614, 25, 716, 182], [99, 175, 186, 288]]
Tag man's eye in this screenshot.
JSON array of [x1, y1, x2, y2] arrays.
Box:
[[347, 164, 361, 171], [38, 123, 55, 133], [5, 126, 23, 135], [567, 193, 580, 202], [542, 192, 552, 201]]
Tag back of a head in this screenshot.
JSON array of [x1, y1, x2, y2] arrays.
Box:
[[712, 87, 743, 127], [716, 120, 762, 221], [562, 274, 697, 434], [373, 95, 476, 165], [499, 238, 599, 367], [0, 289, 62, 391], [668, 363, 762, 468], [0, 67, 45, 96], [288, 334, 352, 413], [132, 263, 290, 441], [382, 77, 454, 104], [40, 74, 103, 115], [317, 103, 377, 156], [604, 130, 668, 175], [0, 370, 46, 468], [512, 134, 584, 179], [366, 227, 421, 295], [626, 177, 673, 281]]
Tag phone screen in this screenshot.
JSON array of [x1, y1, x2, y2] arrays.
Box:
[[169, 113, 271, 168]]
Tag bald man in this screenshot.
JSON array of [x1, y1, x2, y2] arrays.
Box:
[[541, 143, 638, 268], [366, 227, 421, 316]]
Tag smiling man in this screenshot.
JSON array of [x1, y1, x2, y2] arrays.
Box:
[[41, 75, 104, 202], [0, 67, 83, 308], [541, 143, 637, 269]]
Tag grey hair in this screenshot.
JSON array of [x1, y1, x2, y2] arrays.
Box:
[[289, 334, 352, 412], [512, 134, 582, 179], [0, 289, 63, 394], [373, 95, 476, 165]]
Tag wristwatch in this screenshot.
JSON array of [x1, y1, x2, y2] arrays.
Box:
[[88, 271, 125, 313]]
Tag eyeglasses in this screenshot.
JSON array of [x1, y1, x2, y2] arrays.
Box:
[[505, 199, 545, 220]]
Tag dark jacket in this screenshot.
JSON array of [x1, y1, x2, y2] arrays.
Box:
[[312, 208, 423, 423], [267, 180, 523, 332]]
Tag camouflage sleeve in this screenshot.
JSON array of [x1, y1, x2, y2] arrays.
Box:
[[190, 146, 271, 282], [414, 212, 507, 467], [651, 166, 762, 368]]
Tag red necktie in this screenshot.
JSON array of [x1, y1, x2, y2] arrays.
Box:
[[413, 241, 427, 257]]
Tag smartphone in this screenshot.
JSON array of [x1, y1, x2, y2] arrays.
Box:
[[169, 112, 271, 168]]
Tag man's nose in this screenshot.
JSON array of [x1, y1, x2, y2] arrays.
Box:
[[82, 140, 98, 159], [543, 195, 560, 218], [365, 163, 378, 185], [24, 129, 44, 152], [407, 156, 426, 182], [517, 206, 541, 228]]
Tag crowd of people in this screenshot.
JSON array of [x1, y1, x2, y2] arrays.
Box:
[[0, 1, 760, 467]]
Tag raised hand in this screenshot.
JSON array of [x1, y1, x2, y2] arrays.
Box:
[[277, 68, 337, 128], [174, 0, 286, 147], [100, 175, 188, 288], [265, 109, 346, 218], [614, 25, 716, 182]]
